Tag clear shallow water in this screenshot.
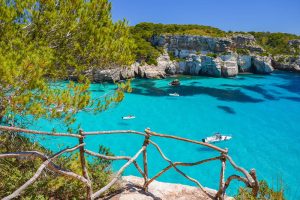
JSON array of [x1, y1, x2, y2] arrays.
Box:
[[30, 71, 300, 199]]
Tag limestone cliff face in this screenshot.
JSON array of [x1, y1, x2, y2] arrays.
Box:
[[83, 35, 299, 82], [151, 34, 264, 56]]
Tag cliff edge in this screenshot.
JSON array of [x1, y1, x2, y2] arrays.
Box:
[[101, 176, 233, 200]]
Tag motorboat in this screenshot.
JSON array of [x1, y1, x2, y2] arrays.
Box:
[[202, 133, 232, 143], [122, 115, 136, 120], [169, 92, 180, 97], [169, 79, 180, 86]]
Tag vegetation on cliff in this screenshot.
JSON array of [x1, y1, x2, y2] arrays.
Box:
[[248, 32, 300, 55], [131, 22, 300, 64]]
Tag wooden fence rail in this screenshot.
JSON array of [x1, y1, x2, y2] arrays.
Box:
[[0, 125, 259, 200]]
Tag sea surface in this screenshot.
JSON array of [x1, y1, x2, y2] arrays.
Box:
[[30, 71, 300, 199]]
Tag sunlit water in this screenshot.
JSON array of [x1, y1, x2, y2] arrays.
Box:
[[29, 71, 300, 199]]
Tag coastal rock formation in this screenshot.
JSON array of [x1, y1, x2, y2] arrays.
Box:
[[231, 34, 264, 53], [288, 39, 300, 53], [252, 56, 274, 74], [201, 56, 222, 77], [220, 54, 239, 77], [102, 176, 233, 200], [151, 34, 264, 55], [93, 68, 122, 82], [272, 55, 300, 72], [238, 55, 252, 72], [179, 55, 222, 77]]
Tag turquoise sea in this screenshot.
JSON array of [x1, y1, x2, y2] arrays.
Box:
[[30, 71, 300, 199]]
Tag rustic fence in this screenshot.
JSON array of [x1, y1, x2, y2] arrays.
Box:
[[0, 125, 259, 200]]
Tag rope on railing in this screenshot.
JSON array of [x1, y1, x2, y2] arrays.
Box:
[[0, 125, 259, 200]]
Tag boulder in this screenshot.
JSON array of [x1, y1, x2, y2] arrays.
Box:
[[120, 67, 135, 80], [156, 51, 177, 75], [93, 68, 121, 82], [185, 54, 202, 75], [103, 176, 233, 200], [272, 55, 300, 72], [220, 54, 238, 77], [252, 56, 274, 74], [238, 55, 252, 72], [144, 66, 166, 79], [200, 56, 222, 77]]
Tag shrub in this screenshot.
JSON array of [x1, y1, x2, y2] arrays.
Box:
[[206, 53, 218, 58], [0, 132, 115, 199], [236, 180, 285, 200]]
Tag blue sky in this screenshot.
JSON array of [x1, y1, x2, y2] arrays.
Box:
[[110, 0, 300, 35]]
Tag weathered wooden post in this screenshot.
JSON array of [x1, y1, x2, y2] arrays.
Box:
[[78, 129, 93, 200], [216, 148, 228, 200], [250, 169, 259, 197], [143, 128, 151, 191]]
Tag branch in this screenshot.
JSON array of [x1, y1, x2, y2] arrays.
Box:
[[145, 155, 222, 188], [0, 151, 89, 185], [225, 155, 255, 186], [0, 125, 82, 138], [3, 144, 84, 200], [145, 129, 227, 153], [91, 146, 145, 200], [83, 130, 146, 136], [84, 149, 145, 178], [149, 140, 214, 199]]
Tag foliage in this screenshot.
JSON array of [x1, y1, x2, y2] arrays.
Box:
[[206, 53, 218, 58], [132, 22, 226, 38], [0, 0, 135, 126], [236, 180, 285, 200], [248, 32, 300, 55], [130, 23, 300, 63], [0, 132, 116, 199], [236, 48, 250, 55], [130, 22, 226, 64]]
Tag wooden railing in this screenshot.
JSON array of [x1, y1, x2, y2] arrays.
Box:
[[0, 125, 259, 200]]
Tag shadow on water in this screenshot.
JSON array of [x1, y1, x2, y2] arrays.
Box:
[[272, 71, 300, 95], [217, 106, 236, 114], [117, 122, 130, 127], [132, 83, 264, 103], [197, 147, 217, 152], [283, 96, 300, 102], [221, 84, 278, 100]]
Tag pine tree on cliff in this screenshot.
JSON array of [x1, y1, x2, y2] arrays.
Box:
[[0, 0, 134, 127]]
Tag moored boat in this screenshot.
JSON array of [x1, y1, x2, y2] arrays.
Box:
[[122, 115, 136, 120], [169, 79, 180, 86], [169, 92, 180, 97], [202, 133, 232, 143]]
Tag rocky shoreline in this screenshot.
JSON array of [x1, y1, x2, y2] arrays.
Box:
[[78, 34, 300, 83]]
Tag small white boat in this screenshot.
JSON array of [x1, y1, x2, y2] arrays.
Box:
[[169, 92, 180, 97], [122, 115, 136, 120], [202, 133, 232, 143]]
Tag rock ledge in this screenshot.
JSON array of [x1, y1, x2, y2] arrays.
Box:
[[101, 176, 233, 200]]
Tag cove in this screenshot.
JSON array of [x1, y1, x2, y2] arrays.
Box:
[[29, 71, 300, 199]]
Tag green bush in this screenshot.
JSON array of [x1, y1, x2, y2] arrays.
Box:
[[206, 53, 218, 58], [249, 32, 300, 55], [236, 48, 250, 55], [236, 180, 285, 200], [0, 132, 115, 199]]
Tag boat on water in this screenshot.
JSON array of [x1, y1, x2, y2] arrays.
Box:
[[169, 79, 180, 86], [122, 115, 136, 120], [169, 92, 180, 97], [202, 133, 232, 143]]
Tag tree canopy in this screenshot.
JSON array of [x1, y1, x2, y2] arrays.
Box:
[[0, 0, 134, 127]]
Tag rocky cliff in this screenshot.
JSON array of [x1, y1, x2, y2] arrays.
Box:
[[83, 34, 299, 82], [101, 176, 233, 200]]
